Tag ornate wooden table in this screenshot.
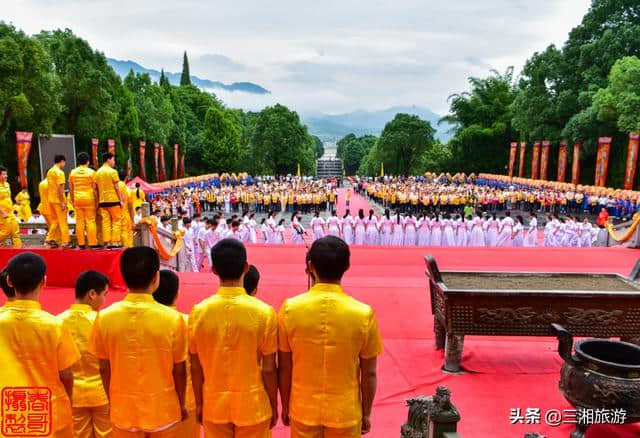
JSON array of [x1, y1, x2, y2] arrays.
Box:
[[425, 255, 640, 373]]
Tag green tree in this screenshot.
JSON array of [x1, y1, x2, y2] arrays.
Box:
[[336, 133, 356, 158], [442, 69, 516, 174], [375, 113, 435, 176], [202, 107, 242, 172], [592, 56, 640, 132], [180, 51, 191, 86], [251, 104, 315, 175], [342, 135, 376, 175], [313, 135, 324, 158]]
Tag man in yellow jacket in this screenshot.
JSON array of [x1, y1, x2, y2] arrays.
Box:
[[38, 178, 59, 244], [46, 154, 71, 248], [117, 170, 134, 248], [69, 153, 99, 249], [0, 166, 22, 247], [15, 187, 31, 223], [95, 153, 124, 249]]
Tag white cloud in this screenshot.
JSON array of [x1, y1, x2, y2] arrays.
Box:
[[3, 0, 591, 115]]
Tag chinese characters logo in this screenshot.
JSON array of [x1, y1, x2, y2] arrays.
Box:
[[1, 387, 51, 437]]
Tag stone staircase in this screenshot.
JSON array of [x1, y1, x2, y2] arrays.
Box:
[[317, 158, 343, 178]]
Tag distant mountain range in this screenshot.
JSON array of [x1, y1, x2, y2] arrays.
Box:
[[107, 58, 270, 94], [301, 106, 454, 143]]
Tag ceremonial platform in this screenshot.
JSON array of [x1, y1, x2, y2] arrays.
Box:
[[1, 244, 639, 437]]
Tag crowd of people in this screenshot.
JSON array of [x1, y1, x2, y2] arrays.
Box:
[[0, 237, 382, 438]]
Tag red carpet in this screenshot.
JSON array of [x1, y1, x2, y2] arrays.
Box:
[[1, 246, 639, 437]]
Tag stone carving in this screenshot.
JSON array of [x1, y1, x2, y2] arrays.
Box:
[[475, 307, 624, 327], [476, 307, 536, 324], [400, 386, 460, 438]]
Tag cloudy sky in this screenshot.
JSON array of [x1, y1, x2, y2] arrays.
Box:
[[5, 0, 591, 115]]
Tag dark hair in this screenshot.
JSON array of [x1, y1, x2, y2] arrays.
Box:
[[120, 247, 159, 290], [0, 166, 7, 173], [307, 236, 350, 281], [231, 220, 240, 228], [118, 169, 126, 180], [368, 209, 374, 220], [358, 209, 364, 219], [314, 211, 319, 217], [516, 215, 524, 225], [153, 269, 180, 306], [505, 211, 511, 217], [278, 218, 285, 226], [75, 270, 109, 299], [77, 152, 90, 165], [396, 210, 401, 224], [102, 152, 115, 162], [260, 218, 266, 225], [211, 239, 247, 280], [291, 212, 298, 222], [54, 154, 66, 163], [183, 217, 191, 225], [343, 209, 350, 219], [243, 265, 260, 295], [385, 208, 390, 219], [161, 216, 170, 223], [193, 213, 201, 219], [0, 269, 15, 298], [6, 252, 46, 294]]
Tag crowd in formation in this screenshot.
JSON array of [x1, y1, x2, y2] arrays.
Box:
[[0, 237, 382, 438]]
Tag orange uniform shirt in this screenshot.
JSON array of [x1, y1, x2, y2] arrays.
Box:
[[88, 293, 188, 431], [46, 165, 66, 204], [58, 304, 108, 408], [189, 287, 277, 426], [0, 300, 81, 432], [69, 165, 97, 208], [278, 283, 383, 428]]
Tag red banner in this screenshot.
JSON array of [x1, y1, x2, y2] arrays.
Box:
[[173, 144, 179, 180], [594, 137, 612, 187], [15, 131, 33, 189], [540, 140, 550, 180], [571, 143, 581, 185], [531, 141, 541, 179], [159, 145, 167, 181], [107, 138, 116, 155], [91, 138, 99, 169], [139, 141, 146, 180], [179, 155, 185, 178], [154, 143, 160, 182], [624, 132, 639, 190], [508, 142, 517, 177], [557, 141, 567, 182], [518, 142, 526, 177], [125, 144, 132, 181]]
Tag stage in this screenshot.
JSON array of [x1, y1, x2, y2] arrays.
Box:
[[1, 245, 639, 437]]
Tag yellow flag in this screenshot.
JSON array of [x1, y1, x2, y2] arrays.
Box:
[[297, 163, 301, 177], [380, 162, 384, 177]]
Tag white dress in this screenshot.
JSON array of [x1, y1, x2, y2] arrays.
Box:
[[441, 219, 456, 247], [391, 217, 404, 246], [354, 217, 366, 245], [266, 218, 277, 243], [311, 217, 325, 241], [327, 217, 341, 238], [512, 223, 524, 247], [430, 220, 443, 246], [524, 217, 537, 247], [403, 216, 417, 246], [342, 216, 354, 244], [455, 219, 467, 246], [416, 218, 431, 246], [580, 223, 593, 247], [365, 217, 379, 245], [291, 218, 305, 244], [380, 217, 394, 245], [486, 219, 500, 246], [468, 217, 485, 246], [496, 217, 513, 246]]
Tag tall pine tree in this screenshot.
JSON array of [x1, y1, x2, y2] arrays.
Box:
[[180, 51, 191, 86]]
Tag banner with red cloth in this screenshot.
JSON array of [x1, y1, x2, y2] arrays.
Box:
[[571, 143, 581, 185], [107, 138, 116, 155], [173, 144, 179, 180], [139, 141, 146, 180], [594, 137, 612, 187], [159, 145, 167, 181], [508, 142, 517, 177], [125, 144, 132, 181], [540, 140, 550, 180], [557, 141, 567, 182], [154, 143, 160, 182], [15, 131, 32, 189], [531, 142, 541, 179], [179, 155, 185, 178], [518, 142, 526, 177], [624, 132, 639, 190], [91, 138, 99, 169]]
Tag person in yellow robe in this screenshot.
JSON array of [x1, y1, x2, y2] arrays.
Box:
[[69, 153, 98, 248], [131, 183, 146, 211], [153, 270, 199, 438], [0, 252, 81, 437], [117, 170, 134, 248], [38, 178, 60, 244], [0, 166, 22, 247], [278, 237, 383, 438], [58, 271, 112, 438], [189, 239, 277, 438], [95, 153, 124, 248], [15, 187, 31, 222], [46, 154, 71, 248], [88, 247, 188, 438]]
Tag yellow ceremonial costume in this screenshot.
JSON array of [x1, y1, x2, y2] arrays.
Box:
[[117, 181, 133, 247], [88, 293, 187, 436], [175, 311, 199, 438], [0, 181, 21, 247], [15, 189, 31, 222], [47, 165, 71, 245], [278, 283, 383, 438], [38, 179, 59, 243], [189, 287, 277, 438], [132, 188, 146, 211], [95, 164, 122, 246], [58, 304, 112, 438], [69, 165, 98, 247], [0, 300, 81, 437]]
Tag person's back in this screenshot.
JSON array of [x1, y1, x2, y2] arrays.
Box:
[[88, 247, 187, 435], [189, 239, 277, 437], [0, 252, 80, 436], [278, 236, 383, 437]]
